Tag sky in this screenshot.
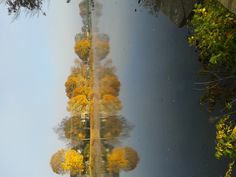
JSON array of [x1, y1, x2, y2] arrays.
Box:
[[0, 1, 81, 177], [0, 0, 228, 177]]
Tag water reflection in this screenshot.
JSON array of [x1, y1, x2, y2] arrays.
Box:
[[49, 0, 236, 177], [50, 0, 139, 176]]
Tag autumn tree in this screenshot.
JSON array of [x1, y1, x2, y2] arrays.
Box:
[[100, 75, 120, 97], [50, 149, 66, 175], [101, 115, 132, 142], [61, 149, 84, 175], [68, 95, 89, 116], [100, 94, 122, 116], [107, 147, 139, 173], [50, 149, 84, 175], [74, 38, 91, 61], [56, 116, 89, 146]]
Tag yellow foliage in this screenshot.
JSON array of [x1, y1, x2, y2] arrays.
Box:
[[65, 76, 79, 98], [61, 149, 84, 175], [215, 116, 236, 159], [100, 75, 120, 96], [224, 161, 235, 177], [50, 149, 66, 174], [100, 95, 122, 115], [50, 149, 65, 174], [67, 95, 89, 115], [73, 86, 93, 99], [107, 147, 139, 173], [74, 39, 91, 61]]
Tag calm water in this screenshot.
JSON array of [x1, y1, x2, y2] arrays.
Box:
[[95, 0, 227, 177]]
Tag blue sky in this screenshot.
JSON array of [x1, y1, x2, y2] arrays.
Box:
[[0, 1, 82, 177]]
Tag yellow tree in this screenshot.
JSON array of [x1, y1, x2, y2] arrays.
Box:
[[74, 38, 91, 61], [61, 149, 84, 175], [65, 75, 80, 99], [100, 94, 122, 115], [67, 95, 89, 116], [50, 149, 84, 175], [50, 149, 66, 175], [100, 75, 120, 97], [107, 147, 139, 173]]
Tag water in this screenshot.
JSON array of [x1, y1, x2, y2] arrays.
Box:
[[94, 0, 228, 176]]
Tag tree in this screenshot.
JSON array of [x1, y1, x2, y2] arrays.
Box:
[[188, 0, 236, 69], [50, 149, 66, 174], [107, 147, 139, 173], [65, 75, 80, 99], [61, 149, 84, 175], [74, 38, 91, 61], [56, 116, 89, 146], [100, 75, 120, 97], [101, 115, 132, 142], [100, 95, 122, 115], [50, 149, 84, 175], [138, 0, 161, 16], [79, 0, 102, 17], [65, 70, 92, 99], [4, 0, 46, 16], [67, 95, 89, 116]]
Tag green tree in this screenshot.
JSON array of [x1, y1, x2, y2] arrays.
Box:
[[188, 0, 236, 69]]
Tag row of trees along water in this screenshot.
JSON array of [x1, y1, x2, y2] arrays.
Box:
[[50, 0, 139, 177]]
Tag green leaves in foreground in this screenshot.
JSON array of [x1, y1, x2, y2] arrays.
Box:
[[188, 0, 236, 71]]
